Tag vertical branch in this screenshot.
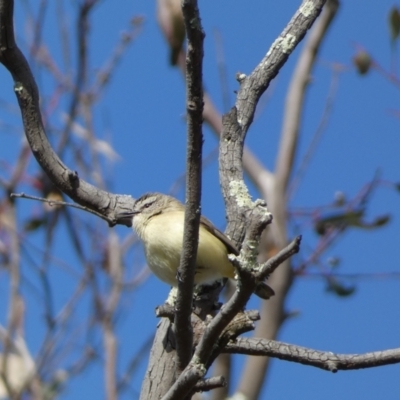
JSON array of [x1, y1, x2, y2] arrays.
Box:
[[57, 0, 98, 156], [2, 200, 22, 399], [174, 43, 276, 201], [236, 2, 339, 398], [102, 230, 122, 400], [174, 0, 204, 375]]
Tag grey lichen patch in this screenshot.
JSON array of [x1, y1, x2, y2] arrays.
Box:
[[166, 287, 178, 306], [236, 73, 246, 82], [300, 0, 315, 17], [233, 246, 258, 273], [190, 356, 207, 375], [281, 33, 297, 54], [228, 254, 240, 280], [241, 242, 259, 268], [253, 198, 268, 209], [229, 181, 252, 208], [14, 82, 23, 92], [244, 239, 258, 253], [228, 393, 250, 400], [254, 199, 272, 223], [228, 253, 238, 265], [265, 33, 296, 58], [265, 37, 283, 58]]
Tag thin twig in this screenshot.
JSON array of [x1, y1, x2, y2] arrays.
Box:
[[10, 192, 108, 221], [287, 62, 341, 198]]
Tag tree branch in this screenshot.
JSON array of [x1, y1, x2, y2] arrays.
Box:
[[257, 235, 302, 281], [220, 0, 328, 244], [0, 0, 135, 226], [194, 376, 226, 392], [276, 0, 339, 192], [225, 338, 400, 372], [164, 224, 299, 399], [235, 0, 327, 134], [174, 0, 205, 376], [165, 1, 327, 397]]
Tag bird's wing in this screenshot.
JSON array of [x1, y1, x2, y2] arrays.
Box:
[[200, 216, 239, 256]]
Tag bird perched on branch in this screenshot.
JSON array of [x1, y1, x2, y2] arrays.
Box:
[[119, 193, 274, 300]]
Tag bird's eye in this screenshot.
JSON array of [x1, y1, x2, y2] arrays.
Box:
[[144, 202, 152, 208]]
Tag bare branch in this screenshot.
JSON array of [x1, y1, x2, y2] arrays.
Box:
[[2, 200, 23, 399], [56, 0, 98, 156], [160, 2, 329, 398], [194, 376, 226, 392], [102, 230, 123, 400], [225, 338, 400, 372], [276, 0, 339, 192], [91, 17, 143, 96], [258, 236, 302, 281], [174, 0, 205, 376], [230, 2, 335, 398], [177, 49, 276, 204], [220, 0, 328, 244], [166, 225, 299, 399], [236, 0, 327, 134], [10, 192, 108, 221], [287, 62, 341, 198], [0, 0, 136, 226], [161, 363, 205, 400], [139, 319, 177, 399]]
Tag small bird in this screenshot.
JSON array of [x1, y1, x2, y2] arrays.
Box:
[[120, 193, 274, 300]]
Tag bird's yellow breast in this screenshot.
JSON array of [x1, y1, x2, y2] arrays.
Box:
[[139, 211, 235, 286]]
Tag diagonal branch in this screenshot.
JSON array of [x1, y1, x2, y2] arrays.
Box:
[[220, 0, 328, 244], [0, 0, 135, 225], [235, 0, 327, 134], [276, 0, 339, 192]]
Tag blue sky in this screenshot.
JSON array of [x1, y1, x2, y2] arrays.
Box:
[[1, 1, 399, 399]]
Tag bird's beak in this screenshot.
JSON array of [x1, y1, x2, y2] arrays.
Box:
[[117, 211, 137, 217], [116, 210, 138, 226]]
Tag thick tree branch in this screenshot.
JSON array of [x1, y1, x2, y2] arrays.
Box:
[[165, 1, 327, 398], [0, 0, 135, 226], [161, 363, 204, 400], [139, 319, 177, 399], [164, 229, 299, 399], [217, 1, 331, 398], [225, 338, 400, 372], [194, 376, 226, 392], [171, 25, 275, 203], [202, 92, 275, 200], [237, 1, 338, 396]]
